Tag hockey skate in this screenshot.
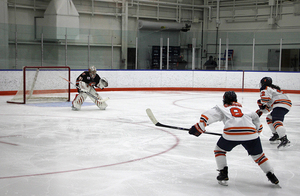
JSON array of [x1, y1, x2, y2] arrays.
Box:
[[277, 135, 291, 150], [71, 105, 79, 111], [269, 133, 280, 144], [266, 172, 280, 187], [217, 166, 229, 186]]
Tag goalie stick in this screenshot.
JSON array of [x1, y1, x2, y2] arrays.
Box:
[[60, 76, 109, 103], [146, 108, 222, 136]]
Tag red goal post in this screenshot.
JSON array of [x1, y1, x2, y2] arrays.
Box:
[[7, 66, 71, 104]]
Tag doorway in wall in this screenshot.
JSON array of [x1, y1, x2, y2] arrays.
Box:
[[268, 49, 300, 71], [282, 49, 300, 71], [127, 48, 136, 69]]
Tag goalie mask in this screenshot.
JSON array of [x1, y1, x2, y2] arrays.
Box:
[[89, 66, 97, 79], [260, 77, 272, 88], [223, 91, 237, 105]]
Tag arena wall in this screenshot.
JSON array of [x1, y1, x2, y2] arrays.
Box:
[[0, 70, 299, 95]]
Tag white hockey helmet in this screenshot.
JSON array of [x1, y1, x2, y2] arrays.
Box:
[[89, 66, 97, 78]]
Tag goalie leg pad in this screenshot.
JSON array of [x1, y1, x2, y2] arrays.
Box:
[[88, 88, 108, 110], [72, 93, 88, 110]]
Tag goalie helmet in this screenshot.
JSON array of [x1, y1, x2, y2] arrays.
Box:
[[89, 66, 97, 79], [223, 91, 237, 105], [260, 77, 272, 87]]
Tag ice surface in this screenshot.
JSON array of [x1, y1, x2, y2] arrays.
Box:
[[0, 91, 299, 196]]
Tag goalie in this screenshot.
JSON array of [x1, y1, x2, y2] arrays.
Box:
[[72, 66, 108, 111]]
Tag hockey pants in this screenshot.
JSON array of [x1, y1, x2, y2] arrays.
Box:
[[214, 137, 273, 174]]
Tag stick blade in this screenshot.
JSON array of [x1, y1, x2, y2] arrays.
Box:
[[100, 97, 110, 103], [146, 108, 158, 125]]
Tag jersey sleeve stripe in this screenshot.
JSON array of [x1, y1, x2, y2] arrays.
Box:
[[200, 114, 209, 126], [195, 123, 205, 134], [261, 97, 271, 104], [257, 125, 263, 133]]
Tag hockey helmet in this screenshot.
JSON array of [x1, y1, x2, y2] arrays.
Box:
[[89, 66, 97, 78], [260, 77, 272, 87], [223, 91, 237, 105]]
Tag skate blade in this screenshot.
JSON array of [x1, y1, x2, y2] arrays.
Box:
[[277, 143, 291, 150], [270, 140, 280, 144], [72, 107, 79, 111], [274, 184, 282, 188], [218, 180, 228, 186]]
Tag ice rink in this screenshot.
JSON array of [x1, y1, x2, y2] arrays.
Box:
[[0, 91, 299, 196]]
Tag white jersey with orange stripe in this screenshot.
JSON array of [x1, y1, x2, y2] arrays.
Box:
[[260, 86, 292, 111], [196, 102, 263, 141]]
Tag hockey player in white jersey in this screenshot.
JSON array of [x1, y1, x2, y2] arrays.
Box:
[[257, 77, 292, 149], [189, 91, 279, 186]]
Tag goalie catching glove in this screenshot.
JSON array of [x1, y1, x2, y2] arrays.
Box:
[[97, 77, 108, 89]]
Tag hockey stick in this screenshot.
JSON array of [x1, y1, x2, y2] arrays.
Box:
[[60, 76, 109, 103], [146, 108, 222, 136]]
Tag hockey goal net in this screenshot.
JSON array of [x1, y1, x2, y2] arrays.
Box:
[[7, 66, 71, 104]]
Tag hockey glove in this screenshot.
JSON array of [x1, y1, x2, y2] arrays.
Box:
[[97, 78, 108, 89], [76, 85, 85, 93], [256, 109, 263, 117], [257, 99, 266, 110], [257, 99, 272, 113], [189, 125, 202, 137], [78, 81, 89, 93]]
